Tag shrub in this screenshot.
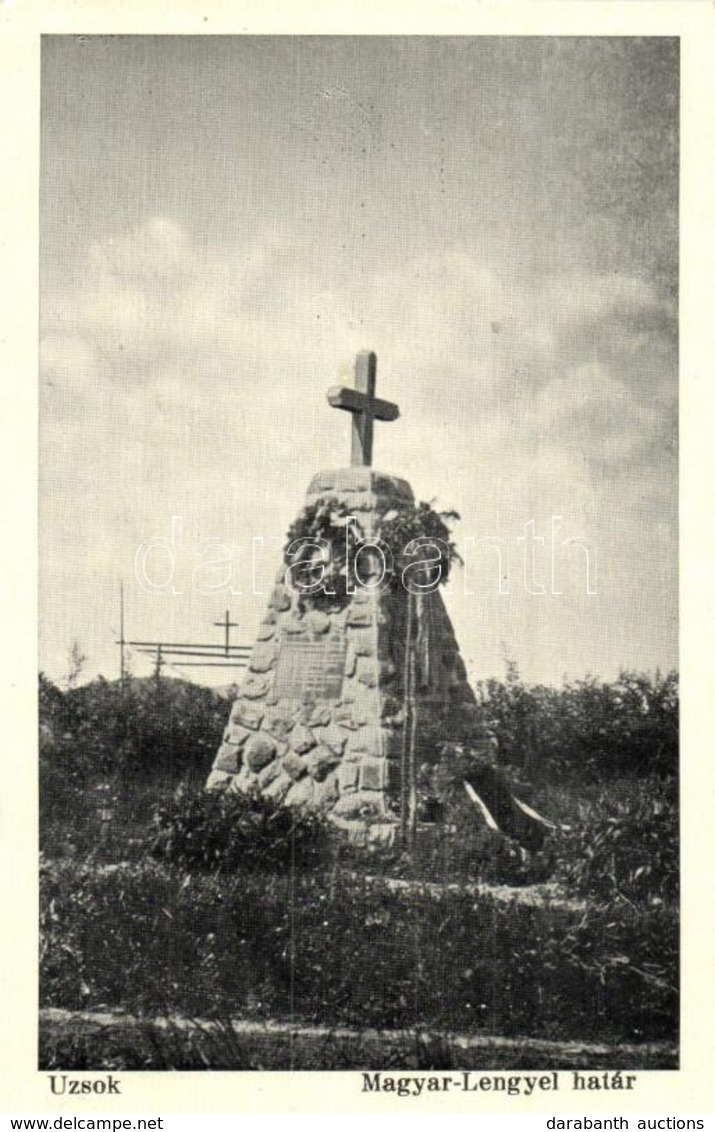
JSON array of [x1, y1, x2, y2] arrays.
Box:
[[475, 668, 678, 782], [146, 787, 330, 873], [558, 776, 678, 904]]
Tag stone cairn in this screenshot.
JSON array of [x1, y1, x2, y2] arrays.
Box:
[[206, 352, 486, 847]]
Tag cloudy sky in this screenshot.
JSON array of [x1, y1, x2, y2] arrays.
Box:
[[40, 35, 678, 688]]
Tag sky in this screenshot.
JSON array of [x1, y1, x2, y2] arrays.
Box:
[[39, 35, 678, 689]]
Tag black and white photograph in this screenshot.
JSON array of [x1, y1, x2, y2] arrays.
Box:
[[37, 34, 680, 1076]]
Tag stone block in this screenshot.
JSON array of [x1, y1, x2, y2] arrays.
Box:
[[307, 472, 335, 493], [282, 751, 307, 781], [347, 723, 382, 758], [305, 610, 330, 635], [334, 705, 358, 730], [288, 723, 316, 754], [332, 468, 371, 493], [373, 473, 413, 500], [270, 586, 291, 613], [223, 723, 251, 747], [229, 765, 259, 795], [241, 674, 271, 700], [206, 769, 232, 792], [256, 616, 277, 641], [231, 700, 264, 731], [332, 792, 384, 820], [305, 704, 332, 729], [263, 769, 293, 803], [312, 722, 347, 755], [351, 629, 375, 657], [312, 770, 339, 809], [356, 657, 378, 688], [262, 709, 295, 742], [257, 758, 283, 790], [344, 644, 357, 677], [285, 777, 316, 808], [249, 643, 277, 673], [283, 617, 307, 635], [244, 732, 278, 772], [337, 761, 360, 793], [347, 604, 373, 628], [339, 680, 356, 704], [214, 744, 241, 774], [304, 745, 341, 781], [350, 700, 372, 728], [360, 758, 387, 792]]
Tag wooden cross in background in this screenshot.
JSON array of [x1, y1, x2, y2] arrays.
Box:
[[327, 351, 399, 467], [213, 610, 239, 656]]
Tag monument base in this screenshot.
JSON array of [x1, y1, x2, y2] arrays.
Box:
[[206, 467, 484, 839]]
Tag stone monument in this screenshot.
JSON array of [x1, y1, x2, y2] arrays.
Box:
[[207, 351, 484, 846]]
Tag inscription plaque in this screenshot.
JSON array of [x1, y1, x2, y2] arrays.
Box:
[[273, 630, 347, 700]]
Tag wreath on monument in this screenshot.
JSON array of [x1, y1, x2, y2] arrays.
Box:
[[380, 501, 462, 587], [283, 496, 461, 608], [284, 498, 363, 607]]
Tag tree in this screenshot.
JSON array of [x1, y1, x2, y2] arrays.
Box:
[[64, 640, 87, 691]]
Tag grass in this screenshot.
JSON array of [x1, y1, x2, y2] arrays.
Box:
[[40, 842, 678, 1052]]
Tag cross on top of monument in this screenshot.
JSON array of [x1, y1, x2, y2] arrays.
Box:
[[327, 351, 400, 467]]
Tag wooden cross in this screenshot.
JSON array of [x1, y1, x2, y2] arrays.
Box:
[[327, 351, 399, 467], [213, 610, 238, 656]]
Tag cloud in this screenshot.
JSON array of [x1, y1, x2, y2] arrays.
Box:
[[39, 213, 677, 685]]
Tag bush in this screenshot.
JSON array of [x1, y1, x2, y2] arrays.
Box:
[[39, 674, 231, 856], [40, 673, 228, 784], [558, 776, 678, 904], [475, 667, 678, 782], [146, 787, 330, 873]]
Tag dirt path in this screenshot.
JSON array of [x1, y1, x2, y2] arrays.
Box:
[[355, 874, 587, 911], [41, 1008, 676, 1071]]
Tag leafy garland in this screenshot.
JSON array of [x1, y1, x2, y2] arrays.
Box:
[[284, 498, 363, 607], [380, 500, 462, 586], [284, 496, 461, 607]]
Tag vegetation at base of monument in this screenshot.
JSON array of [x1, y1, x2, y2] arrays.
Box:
[[141, 784, 555, 886], [40, 856, 677, 1044], [283, 497, 461, 607], [148, 790, 328, 873], [39, 667, 679, 900]]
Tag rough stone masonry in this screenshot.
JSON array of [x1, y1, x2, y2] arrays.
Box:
[[206, 354, 484, 846]]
